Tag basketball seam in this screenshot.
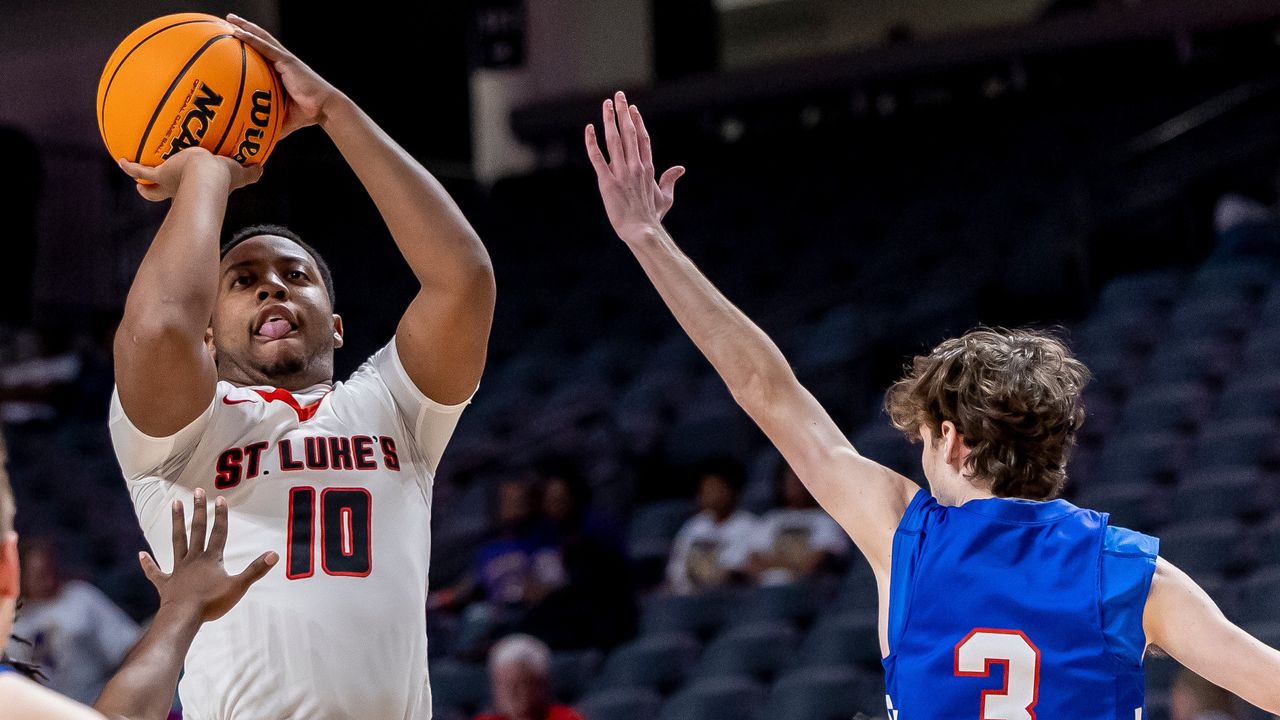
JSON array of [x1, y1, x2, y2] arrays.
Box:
[[211, 41, 248, 156], [133, 33, 234, 163], [98, 18, 220, 150]]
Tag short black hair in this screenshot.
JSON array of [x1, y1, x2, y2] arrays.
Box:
[[688, 456, 747, 495], [221, 224, 336, 309]]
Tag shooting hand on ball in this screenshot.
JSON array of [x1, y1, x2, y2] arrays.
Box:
[[118, 147, 261, 202], [226, 14, 345, 139]]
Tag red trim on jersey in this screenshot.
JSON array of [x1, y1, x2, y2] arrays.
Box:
[[286, 486, 315, 580], [252, 387, 330, 422], [320, 487, 373, 578], [953, 628, 1041, 720]]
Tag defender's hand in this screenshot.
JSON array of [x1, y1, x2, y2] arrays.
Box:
[[585, 91, 685, 245], [139, 488, 277, 623], [226, 14, 346, 139]]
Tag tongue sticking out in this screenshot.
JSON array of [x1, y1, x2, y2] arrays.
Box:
[[258, 319, 293, 339]]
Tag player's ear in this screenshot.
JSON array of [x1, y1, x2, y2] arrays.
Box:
[[0, 531, 19, 599], [939, 421, 969, 467], [204, 327, 217, 362], [332, 314, 344, 349]]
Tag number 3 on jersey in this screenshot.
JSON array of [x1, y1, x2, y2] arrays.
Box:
[[954, 628, 1041, 720], [287, 486, 373, 579]]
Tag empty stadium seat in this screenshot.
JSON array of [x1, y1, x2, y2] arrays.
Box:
[[1158, 518, 1249, 576], [795, 612, 881, 668], [578, 687, 663, 720], [1191, 418, 1278, 467], [692, 621, 801, 682], [762, 666, 885, 720], [639, 590, 735, 639], [1073, 484, 1164, 532], [1142, 340, 1237, 385], [1094, 431, 1185, 484], [428, 659, 490, 713], [657, 676, 768, 720], [1216, 372, 1280, 419], [1116, 382, 1213, 432], [1172, 467, 1261, 522], [1095, 270, 1184, 313], [593, 633, 701, 693], [628, 499, 698, 558], [727, 581, 819, 627], [551, 649, 603, 703], [1239, 566, 1280, 623], [831, 560, 879, 614]]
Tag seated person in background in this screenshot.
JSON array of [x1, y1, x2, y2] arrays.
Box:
[[436, 480, 566, 657], [521, 460, 635, 649], [474, 480, 566, 607], [475, 634, 582, 720], [5, 538, 140, 704], [1171, 668, 1244, 720], [747, 461, 850, 586], [665, 457, 759, 594]]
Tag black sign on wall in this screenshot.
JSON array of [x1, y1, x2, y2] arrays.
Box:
[[475, 0, 526, 69]]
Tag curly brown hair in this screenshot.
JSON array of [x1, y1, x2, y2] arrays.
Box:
[[884, 328, 1090, 500]]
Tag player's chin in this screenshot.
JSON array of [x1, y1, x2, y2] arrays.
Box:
[[251, 339, 308, 371]]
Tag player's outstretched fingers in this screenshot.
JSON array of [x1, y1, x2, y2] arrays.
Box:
[[614, 92, 640, 173], [236, 551, 279, 589], [171, 499, 188, 560], [138, 551, 169, 588], [225, 15, 288, 59], [631, 106, 655, 177], [602, 99, 623, 168], [190, 488, 208, 554], [585, 125, 611, 178], [207, 496, 230, 560]]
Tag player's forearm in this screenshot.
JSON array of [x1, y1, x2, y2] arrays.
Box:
[[119, 163, 231, 339], [318, 96, 494, 293], [93, 603, 202, 720], [624, 225, 797, 409]]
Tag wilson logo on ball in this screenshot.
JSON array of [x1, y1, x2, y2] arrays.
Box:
[[234, 90, 273, 163], [162, 82, 224, 160]]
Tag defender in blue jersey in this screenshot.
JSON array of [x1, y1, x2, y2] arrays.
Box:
[[584, 91, 1280, 716]]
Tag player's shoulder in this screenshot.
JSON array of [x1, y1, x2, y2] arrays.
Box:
[[1102, 522, 1160, 559]]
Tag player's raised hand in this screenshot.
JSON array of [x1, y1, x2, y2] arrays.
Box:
[[225, 14, 344, 139], [585, 91, 686, 244], [139, 488, 278, 622], [118, 147, 262, 202]]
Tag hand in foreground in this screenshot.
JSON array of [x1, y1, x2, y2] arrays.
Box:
[[139, 488, 277, 622], [226, 14, 346, 138], [117, 147, 262, 202], [585, 90, 685, 244]]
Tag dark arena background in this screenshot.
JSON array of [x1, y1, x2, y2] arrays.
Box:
[[3, 1, 1280, 718]]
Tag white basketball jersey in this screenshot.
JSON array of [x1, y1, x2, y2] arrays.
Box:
[[109, 340, 469, 720]]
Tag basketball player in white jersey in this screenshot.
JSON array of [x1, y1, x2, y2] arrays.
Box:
[[111, 14, 495, 720]]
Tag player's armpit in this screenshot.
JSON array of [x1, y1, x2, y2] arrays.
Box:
[[1143, 557, 1280, 713], [743, 376, 917, 577]]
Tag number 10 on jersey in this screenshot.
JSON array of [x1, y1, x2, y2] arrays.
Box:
[[287, 486, 373, 579]]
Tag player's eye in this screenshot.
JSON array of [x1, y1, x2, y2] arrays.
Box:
[[287, 270, 307, 281], [233, 275, 252, 287]]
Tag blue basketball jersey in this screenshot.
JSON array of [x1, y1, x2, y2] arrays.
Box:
[[883, 489, 1158, 719]]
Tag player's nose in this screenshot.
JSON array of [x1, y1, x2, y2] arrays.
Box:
[[255, 274, 289, 301]]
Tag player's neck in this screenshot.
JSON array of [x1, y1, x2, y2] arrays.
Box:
[[932, 477, 997, 507], [219, 363, 334, 391]]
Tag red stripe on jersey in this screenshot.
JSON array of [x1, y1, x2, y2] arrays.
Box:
[[252, 387, 330, 422]]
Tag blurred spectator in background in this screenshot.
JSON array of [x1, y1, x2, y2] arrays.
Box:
[[747, 462, 850, 585], [473, 480, 566, 608], [521, 459, 636, 650], [666, 457, 758, 594], [1171, 669, 1244, 720], [476, 634, 582, 720], [438, 480, 566, 658], [0, 329, 81, 425], [4, 537, 139, 704]]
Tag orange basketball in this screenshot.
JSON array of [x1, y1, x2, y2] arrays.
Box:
[[96, 13, 284, 168]]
